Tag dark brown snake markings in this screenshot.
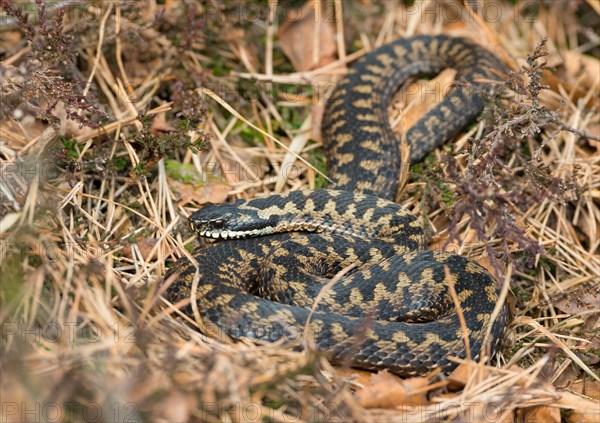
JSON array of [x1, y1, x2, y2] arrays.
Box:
[[164, 35, 509, 377]]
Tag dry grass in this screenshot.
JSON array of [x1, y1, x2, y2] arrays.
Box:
[[1, 1, 599, 422]]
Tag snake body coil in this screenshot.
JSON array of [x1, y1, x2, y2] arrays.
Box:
[[164, 35, 509, 376]]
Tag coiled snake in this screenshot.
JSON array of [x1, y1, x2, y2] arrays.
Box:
[[164, 35, 509, 377]]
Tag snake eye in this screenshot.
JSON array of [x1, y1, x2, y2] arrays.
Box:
[[213, 219, 225, 229]]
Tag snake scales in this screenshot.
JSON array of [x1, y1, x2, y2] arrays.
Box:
[[163, 35, 509, 376]]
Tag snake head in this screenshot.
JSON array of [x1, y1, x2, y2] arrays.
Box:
[[188, 215, 228, 239], [188, 202, 279, 239]]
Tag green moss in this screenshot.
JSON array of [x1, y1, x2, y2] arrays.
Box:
[[112, 157, 129, 171], [0, 252, 24, 306], [60, 137, 80, 159], [165, 160, 204, 185], [132, 163, 151, 178], [310, 152, 329, 190], [239, 125, 263, 146], [279, 104, 305, 131], [207, 55, 231, 77]]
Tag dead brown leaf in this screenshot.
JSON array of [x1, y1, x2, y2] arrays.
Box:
[[355, 370, 430, 409], [557, 390, 600, 423], [569, 380, 600, 400], [277, 2, 337, 72], [542, 70, 598, 109], [587, 123, 600, 151], [519, 405, 561, 423], [159, 390, 193, 422], [392, 69, 457, 131], [120, 237, 173, 261], [448, 362, 526, 390], [334, 367, 375, 387], [170, 179, 231, 207], [150, 113, 177, 135], [562, 50, 600, 90], [311, 102, 325, 142], [553, 363, 586, 388], [447, 362, 496, 389], [554, 285, 600, 315]]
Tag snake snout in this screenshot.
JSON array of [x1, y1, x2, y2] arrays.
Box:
[[188, 208, 230, 239]]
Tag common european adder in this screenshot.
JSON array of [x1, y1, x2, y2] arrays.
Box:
[[163, 34, 509, 377]]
